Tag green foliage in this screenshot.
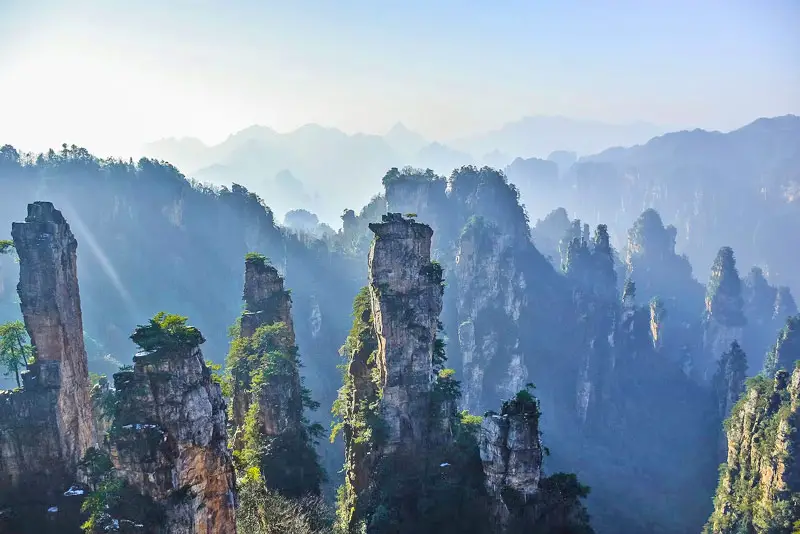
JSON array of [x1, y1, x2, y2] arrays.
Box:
[[245, 252, 270, 267], [227, 312, 325, 499], [501, 383, 541, 420], [506, 473, 594, 534], [763, 314, 800, 378], [707, 368, 800, 533], [237, 467, 334, 534], [381, 166, 442, 187], [0, 320, 33, 388], [420, 260, 445, 293], [78, 447, 114, 491], [129, 312, 205, 352], [205, 359, 224, 385], [81, 477, 126, 533], [0, 240, 14, 254]]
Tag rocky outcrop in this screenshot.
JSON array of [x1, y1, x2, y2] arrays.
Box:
[[11, 201, 93, 468], [109, 324, 236, 534], [703, 247, 746, 381], [368, 213, 444, 452], [764, 315, 800, 378], [231, 254, 300, 446], [0, 362, 81, 532], [480, 392, 543, 531], [227, 253, 322, 498], [456, 217, 528, 413], [705, 366, 800, 532]]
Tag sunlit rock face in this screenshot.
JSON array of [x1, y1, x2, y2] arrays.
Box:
[[109, 342, 236, 534], [0, 202, 95, 533], [705, 366, 800, 533], [368, 213, 443, 453], [231, 255, 303, 449], [240, 256, 295, 339], [11, 201, 94, 469]]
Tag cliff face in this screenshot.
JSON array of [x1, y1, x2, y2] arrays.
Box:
[[456, 217, 528, 413], [705, 367, 800, 533], [240, 255, 294, 339], [368, 213, 444, 452], [109, 335, 236, 534], [231, 255, 301, 445], [480, 397, 543, 530], [227, 254, 322, 498], [0, 361, 79, 531], [11, 201, 93, 468]]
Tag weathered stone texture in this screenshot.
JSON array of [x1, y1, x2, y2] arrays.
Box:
[[456, 222, 528, 413], [11, 201, 93, 467], [368, 213, 443, 452], [480, 410, 543, 531], [231, 256, 302, 449], [109, 344, 236, 534]]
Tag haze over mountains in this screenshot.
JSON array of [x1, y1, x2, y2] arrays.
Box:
[[142, 115, 667, 224]]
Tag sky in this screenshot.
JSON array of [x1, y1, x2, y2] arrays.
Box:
[[0, 0, 798, 157]]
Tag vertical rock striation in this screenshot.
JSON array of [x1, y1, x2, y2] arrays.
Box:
[[456, 217, 528, 413], [109, 322, 236, 534], [227, 253, 322, 498], [231, 254, 301, 446], [240, 254, 294, 339], [367, 213, 444, 452], [11, 201, 93, 468], [705, 366, 800, 532], [480, 393, 543, 531]]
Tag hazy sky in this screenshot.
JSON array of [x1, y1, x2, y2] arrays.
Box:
[[1, 0, 798, 156]]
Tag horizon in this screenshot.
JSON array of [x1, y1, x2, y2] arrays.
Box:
[[1, 0, 798, 157]]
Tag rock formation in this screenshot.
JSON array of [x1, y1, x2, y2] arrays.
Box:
[[239, 254, 294, 339], [703, 247, 746, 381], [227, 253, 322, 498], [11, 201, 93, 468], [456, 216, 528, 412], [368, 213, 444, 452], [108, 316, 236, 533], [0, 202, 95, 532], [0, 361, 81, 532], [764, 315, 800, 378], [480, 390, 543, 531], [705, 366, 800, 532], [231, 253, 300, 442]]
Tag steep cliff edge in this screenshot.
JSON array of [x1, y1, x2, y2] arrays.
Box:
[[11, 201, 93, 468], [334, 213, 491, 533], [103, 313, 236, 533], [456, 216, 529, 413], [226, 253, 323, 498], [368, 212, 445, 452], [705, 365, 800, 532]]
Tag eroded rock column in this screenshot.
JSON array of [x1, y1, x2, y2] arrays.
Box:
[[368, 213, 443, 452], [480, 393, 543, 532], [110, 336, 236, 534], [11, 201, 93, 468]]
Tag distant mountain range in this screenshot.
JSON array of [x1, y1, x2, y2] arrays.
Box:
[[142, 115, 669, 225], [142, 115, 794, 229]]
